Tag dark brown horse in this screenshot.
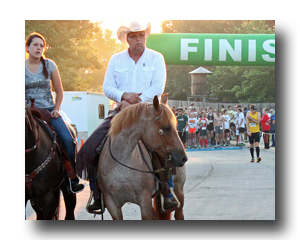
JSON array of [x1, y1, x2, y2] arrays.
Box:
[[25, 105, 76, 220]]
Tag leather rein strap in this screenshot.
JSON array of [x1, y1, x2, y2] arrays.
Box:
[[25, 114, 40, 153]]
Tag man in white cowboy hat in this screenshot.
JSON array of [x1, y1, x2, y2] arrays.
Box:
[[78, 21, 178, 212], [103, 21, 166, 109]]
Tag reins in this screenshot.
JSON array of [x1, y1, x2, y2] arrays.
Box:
[[108, 137, 164, 183], [25, 124, 40, 153], [25, 113, 40, 153], [108, 104, 173, 183]]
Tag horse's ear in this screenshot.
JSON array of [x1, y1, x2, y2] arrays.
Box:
[[153, 95, 161, 113], [161, 93, 168, 105]]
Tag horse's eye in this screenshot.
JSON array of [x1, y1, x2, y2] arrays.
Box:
[[164, 126, 172, 132]]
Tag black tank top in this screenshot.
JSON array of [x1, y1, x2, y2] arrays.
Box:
[[207, 114, 214, 125]]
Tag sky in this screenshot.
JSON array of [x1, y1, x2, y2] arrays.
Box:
[[97, 19, 164, 39]]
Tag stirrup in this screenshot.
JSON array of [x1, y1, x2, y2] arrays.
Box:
[[86, 191, 105, 215], [159, 187, 180, 213], [67, 177, 84, 194]]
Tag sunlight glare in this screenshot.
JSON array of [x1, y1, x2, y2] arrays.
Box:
[[98, 19, 165, 40]]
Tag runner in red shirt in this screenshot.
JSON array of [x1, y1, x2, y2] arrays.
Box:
[[261, 108, 271, 149]]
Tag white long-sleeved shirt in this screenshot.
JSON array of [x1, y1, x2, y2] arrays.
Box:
[[103, 48, 166, 104]]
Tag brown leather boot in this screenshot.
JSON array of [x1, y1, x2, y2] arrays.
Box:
[[164, 198, 178, 210]]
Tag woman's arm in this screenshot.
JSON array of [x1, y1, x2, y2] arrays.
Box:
[[51, 68, 64, 118]]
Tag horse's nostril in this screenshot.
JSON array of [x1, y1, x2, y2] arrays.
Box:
[[182, 156, 188, 163]]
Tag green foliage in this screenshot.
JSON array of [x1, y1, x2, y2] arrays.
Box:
[[206, 65, 275, 102], [161, 20, 275, 102], [161, 20, 244, 34], [165, 65, 193, 99], [235, 20, 275, 34], [75, 25, 127, 92]]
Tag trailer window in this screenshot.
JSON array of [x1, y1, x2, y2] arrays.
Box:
[[98, 104, 105, 119]]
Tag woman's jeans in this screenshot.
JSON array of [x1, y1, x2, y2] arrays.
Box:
[[46, 108, 77, 183]]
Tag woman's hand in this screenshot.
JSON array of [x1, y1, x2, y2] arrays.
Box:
[[51, 109, 61, 118]]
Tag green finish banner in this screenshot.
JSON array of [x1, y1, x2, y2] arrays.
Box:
[[146, 33, 275, 66]]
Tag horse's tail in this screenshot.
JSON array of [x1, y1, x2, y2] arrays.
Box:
[[153, 197, 172, 220], [53, 188, 61, 220]]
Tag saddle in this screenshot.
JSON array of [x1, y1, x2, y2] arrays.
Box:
[[29, 98, 52, 125]]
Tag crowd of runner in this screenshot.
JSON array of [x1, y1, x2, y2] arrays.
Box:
[[174, 103, 275, 150]]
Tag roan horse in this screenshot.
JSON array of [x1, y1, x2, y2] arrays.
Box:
[[98, 94, 188, 220], [25, 104, 76, 220]]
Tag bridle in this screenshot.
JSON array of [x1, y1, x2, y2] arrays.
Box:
[[153, 105, 172, 161], [108, 104, 173, 181]]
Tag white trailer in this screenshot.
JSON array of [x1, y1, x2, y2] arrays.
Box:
[[59, 91, 111, 140]]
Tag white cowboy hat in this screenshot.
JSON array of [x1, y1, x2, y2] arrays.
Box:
[[117, 21, 151, 44]]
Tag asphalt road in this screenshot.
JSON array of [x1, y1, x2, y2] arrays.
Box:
[[25, 143, 275, 220]]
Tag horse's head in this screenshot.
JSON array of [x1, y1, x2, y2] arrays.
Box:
[[142, 94, 188, 167], [108, 94, 188, 167]]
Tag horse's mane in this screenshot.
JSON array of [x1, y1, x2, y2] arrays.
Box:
[[109, 103, 150, 137], [109, 103, 176, 137]]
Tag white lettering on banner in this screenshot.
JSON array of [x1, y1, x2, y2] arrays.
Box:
[[219, 39, 242, 61], [180, 38, 199, 60], [204, 39, 212, 61], [262, 39, 275, 62], [248, 40, 256, 62], [179, 37, 275, 63]]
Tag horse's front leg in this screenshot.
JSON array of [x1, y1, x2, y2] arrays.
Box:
[[61, 184, 76, 220], [139, 192, 158, 220], [174, 188, 184, 220], [174, 165, 186, 220], [104, 195, 123, 220]]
